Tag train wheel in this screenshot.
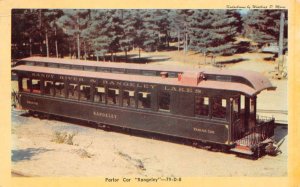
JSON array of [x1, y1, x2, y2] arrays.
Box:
[[192, 141, 198, 147], [28, 110, 34, 116], [39, 113, 51, 120], [221, 145, 230, 153]]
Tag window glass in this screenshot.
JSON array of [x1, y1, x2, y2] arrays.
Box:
[[98, 67, 111, 72], [44, 81, 54, 95], [68, 83, 79, 99], [123, 90, 136, 107], [31, 79, 41, 94], [22, 78, 30, 92], [59, 64, 71, 69], [195, 95, 209, 116], [94, 86, 106, 103], [159, 92, 170, 112], [168, 72, 177, 78], [249, 97, 256, 129], [111, 68, 125, 74], [35, 62, 44, 66], [72, 65, 83, 70], [25, 61, 35, 66], [79, 85, 91, 101], [240, 95, 245, 110], [84, 66, 96, 71], [107, 87, 119, 105], [142, 70, 156, 76], [48, 63, 58, 68], [126, 69, 140, 75], [250, 98, 255, 113], [232, 97, 240, 121], [54, 82, 65, 97], [212, 97, 227, 119], [138, 91, 151, 109]]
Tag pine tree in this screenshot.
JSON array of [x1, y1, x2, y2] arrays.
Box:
[[106, 10, 123, 61], [12, 9, 39, 58], [132, 10, 146, 58], [190, 10, 241, 63], [58, 9, 90, 59], [168, 10, 185, 51], [244, 10, 288, 47], [87, 10, 111, 61], [153, 9, 171, 48], [176, 9, 194, 53], [119, 10, 136, 62], [43, 9, 64, 57], [140, 10, 160, 52]]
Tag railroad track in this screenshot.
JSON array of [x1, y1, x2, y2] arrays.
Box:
[[257, 109, 288, 115], [257, 109, 288, 125]]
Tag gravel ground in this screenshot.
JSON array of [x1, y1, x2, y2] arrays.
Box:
[[11, 109, 287, 177]]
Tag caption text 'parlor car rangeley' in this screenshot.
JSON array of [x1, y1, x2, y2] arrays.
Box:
[[12, 57, 276, 158]]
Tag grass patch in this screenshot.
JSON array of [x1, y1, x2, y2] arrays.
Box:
[[51, 131, 77, 145], [73, 149, 94, 158]]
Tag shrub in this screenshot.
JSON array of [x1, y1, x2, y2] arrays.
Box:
[[51, 131, 77, 145]]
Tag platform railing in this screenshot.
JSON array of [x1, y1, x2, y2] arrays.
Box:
[[234, 115, 275, 146]]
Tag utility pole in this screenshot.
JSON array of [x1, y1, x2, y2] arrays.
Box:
[[278, 11, 285, 75]]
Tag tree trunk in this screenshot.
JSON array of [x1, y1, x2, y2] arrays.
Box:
[[125, 49, 127, 62], [166, 31, 169, 47], [96, 55, 99, 62], [55, 27, 58, 58], [84, 41, 87, 60], [139, 47, 141, 59], [77, 33, 80, 59], [69, 45, 72, 59], [39, 9, 43, 55], [110, 52, 113, 62], [177, 30, 180, 51], [185, 32, 188, 54], [158, 33, 161, 43], [29, 38, 32, 56], [45, 29, 49, 57]]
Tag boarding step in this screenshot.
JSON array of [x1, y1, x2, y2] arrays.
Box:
[[230, 145, 254, 155], [235, 132, 263, 147]]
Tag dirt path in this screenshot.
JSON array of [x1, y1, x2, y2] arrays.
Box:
[[11, 110, 287, 177]]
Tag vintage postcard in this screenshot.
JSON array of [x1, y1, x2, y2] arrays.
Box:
[[0, 0, 299, 186]]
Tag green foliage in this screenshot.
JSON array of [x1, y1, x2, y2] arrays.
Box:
[[243, 10, 288, 46], [190, 10, 242, 56], [11, 9, 287, 61], [74, 149, 94, 158]]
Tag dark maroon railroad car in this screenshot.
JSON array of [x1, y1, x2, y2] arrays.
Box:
[[12, 57, 276, 158]]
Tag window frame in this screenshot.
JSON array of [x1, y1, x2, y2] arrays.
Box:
[[67, 82, 79, 100], [158, 91, 171, 112], [44, 80, 55, 96], [211, 96, 228, 120], [94, 85, 106, 104], [31, 79, 41, 94], [79, 84, 92, 101], [122, 89, 136, 108], [54, 81, 66, 98], [194, 95, 210, 117], [137, 90, 152, 110], [107, 86, 120, 106]]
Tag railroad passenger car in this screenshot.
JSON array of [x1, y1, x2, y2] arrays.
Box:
[[12, 57, 276, 157]]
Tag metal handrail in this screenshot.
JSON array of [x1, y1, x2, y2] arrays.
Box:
[[234, 115, 275, 147]]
